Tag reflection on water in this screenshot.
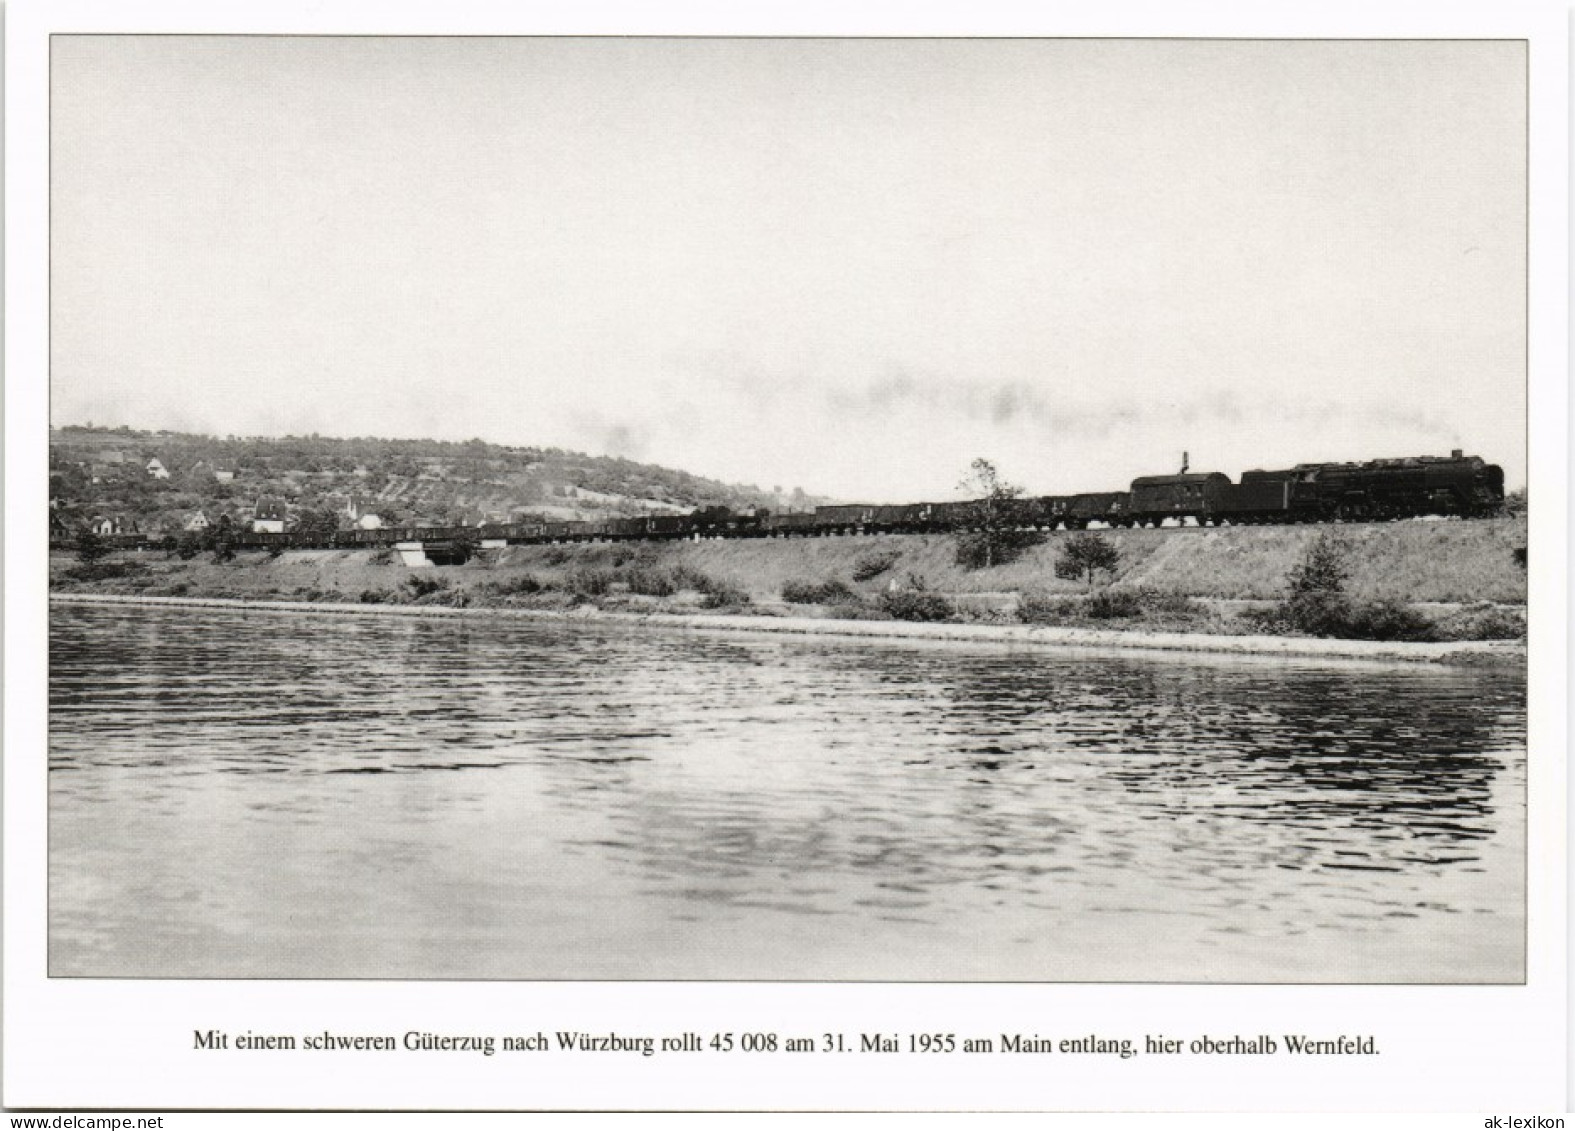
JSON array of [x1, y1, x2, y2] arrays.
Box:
[[48, 603, 1525, 981]]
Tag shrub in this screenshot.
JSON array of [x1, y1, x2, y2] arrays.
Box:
[[1435, 603, 1526, 641], [623, 567, 679, 597], [1241, 605, 1293, 635], [413, 588, 470, 608], [852, 549, 902, 582], [404, 574, 447, 599], [565, 568, 615, 598], [1263, 597, 1438, 642], [781, 578, 859, 604], [501, 589, 576, 611], [779, 578, 817, 604], [881, 588, 954, 621], [1017, 591, 1081, 624], [367, 547, 396, 566], [490, 574, 544, 596], [666, 565, 715, 592], [661, 565, 745, 605], [699, 580, 751, 609], [60, 560, 146, 583], [359, 589, 394, 604], [1342, 599, 1439, 642], [1131, 588, 1202, 617], [1085, 589, 1145, 619], [955, 527, 1044, 571], [948, 594, 1015, 623], [1019, 586, 1204, 626], [1280, 590, 1355, 637], [879, 577, 952, 622]]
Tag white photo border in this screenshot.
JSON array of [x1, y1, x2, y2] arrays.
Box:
[[5, 0, 1567, 1113]]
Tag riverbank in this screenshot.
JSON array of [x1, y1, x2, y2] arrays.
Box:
[[50, 518, 1528, 653], [51, 591, 1525, 666]]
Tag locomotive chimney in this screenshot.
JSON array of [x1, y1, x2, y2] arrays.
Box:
[[1451, 449, 1463, 459], [1180, 451, 1189, 474]]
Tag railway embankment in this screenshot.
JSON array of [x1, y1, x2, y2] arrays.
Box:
[[50, 517, 1527, 662]]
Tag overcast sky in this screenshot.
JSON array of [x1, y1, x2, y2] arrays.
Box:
[[51, 37, 1526, 499]]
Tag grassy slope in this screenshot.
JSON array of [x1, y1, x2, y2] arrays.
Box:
[[54, 517, 1527, 607], [628, 518, 1527, 604]]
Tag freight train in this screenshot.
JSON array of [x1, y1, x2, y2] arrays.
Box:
[[70, 450, 1506, 554]]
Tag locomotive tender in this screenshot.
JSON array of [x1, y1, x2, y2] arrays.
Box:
[[81, 450, 1506, 554]]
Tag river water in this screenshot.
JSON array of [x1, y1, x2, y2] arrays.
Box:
[[47, 602, 1525, 982]]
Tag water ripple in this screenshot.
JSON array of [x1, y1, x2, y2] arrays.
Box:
[[48, 603, 1525, 981]]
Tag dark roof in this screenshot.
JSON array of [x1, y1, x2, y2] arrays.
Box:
[[1130, 473, 1231, 488], [254, 496, 288, 520]]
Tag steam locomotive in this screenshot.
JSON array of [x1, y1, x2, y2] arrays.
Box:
[[75, 450, 1506, 554]]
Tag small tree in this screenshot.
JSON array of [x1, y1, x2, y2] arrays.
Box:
[[74, 526, 108, 563], [295, 507, 341, 541], [1054, 532, 1121, 590], [174, 531, 203, 560], [953, 458, 1044, 570], [206, 516, 237, 563], [1281, 532, 1352, 636], [1287, 531, 1350, 594]]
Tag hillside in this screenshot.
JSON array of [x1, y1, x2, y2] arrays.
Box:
[[49, 425, 827, 535]]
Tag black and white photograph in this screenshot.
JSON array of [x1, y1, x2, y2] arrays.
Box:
[[7, 4, 1568, 1116]]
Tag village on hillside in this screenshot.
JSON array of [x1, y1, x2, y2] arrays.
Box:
[[49, 425, 822, 540]]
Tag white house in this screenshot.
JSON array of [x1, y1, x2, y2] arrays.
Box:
[[184, 511, 210, 532], [146, 457, 170, 480], [251, 496, 287, 534]]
